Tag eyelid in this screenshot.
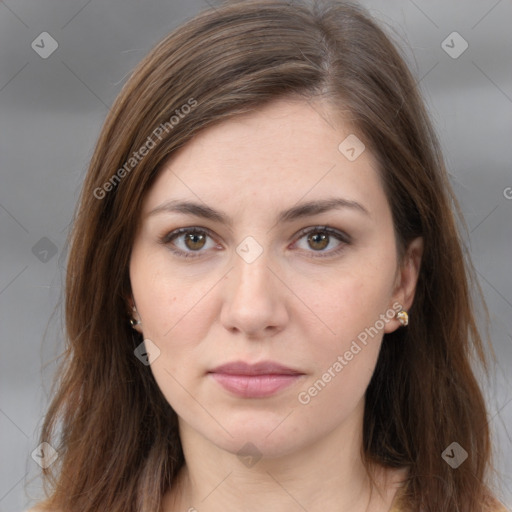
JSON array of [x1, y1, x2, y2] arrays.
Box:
[[158, 226, 222, 259], [159, 226, 218, 245], [293, 225, 351, 244], [290, 225, 351, 258]]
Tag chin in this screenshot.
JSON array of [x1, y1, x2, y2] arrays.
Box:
[[216, 432, 302, 461], [207, 411, 306, 458]]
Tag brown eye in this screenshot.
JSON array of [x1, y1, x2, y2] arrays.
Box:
[[307, 232, 329, 250], [293, 226, 349, 257], [184, 232, 206, 250], [161, 228, 218, 258]]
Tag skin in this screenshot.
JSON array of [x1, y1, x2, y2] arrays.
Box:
[[129, 97, 423, 512]]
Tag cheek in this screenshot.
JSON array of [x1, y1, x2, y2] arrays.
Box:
[[130, 244, 220, 344], [302, 261, 396, 348], [294, 251, 396, 397], [129, 250, 220, 417], [293, 281, 388, 423]]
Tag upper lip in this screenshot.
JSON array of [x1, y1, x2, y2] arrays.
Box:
[[209, 361, 304, 376]]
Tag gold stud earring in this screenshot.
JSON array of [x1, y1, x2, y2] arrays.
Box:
[[397, 310, 409, 327], [130, 305, 141, 328]]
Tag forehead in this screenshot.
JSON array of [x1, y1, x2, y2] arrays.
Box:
[[142, 97, 386, 218]]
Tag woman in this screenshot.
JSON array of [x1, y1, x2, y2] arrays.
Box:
[[28, 1, 509, 511]]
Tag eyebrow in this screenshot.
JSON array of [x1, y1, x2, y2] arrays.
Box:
[[147, 197, 370, 225]]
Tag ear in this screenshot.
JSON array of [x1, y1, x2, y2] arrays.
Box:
[[384, 236, 423, 333], [127, 295, 143, 334]]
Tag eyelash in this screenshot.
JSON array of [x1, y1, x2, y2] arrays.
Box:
[[159, 227, 219, 259], [158, 226, 351, 259]]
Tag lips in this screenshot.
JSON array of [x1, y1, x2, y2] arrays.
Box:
[[208, 361, 305, 398], [210, 361, 303, 376]]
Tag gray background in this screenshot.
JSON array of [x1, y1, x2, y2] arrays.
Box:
[[0, 1, 511, 511]]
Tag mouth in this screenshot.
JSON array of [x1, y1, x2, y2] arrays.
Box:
[[208, 361, 306, 398]]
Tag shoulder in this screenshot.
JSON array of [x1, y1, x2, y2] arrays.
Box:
[[389, 498, 510, 512], [482, 494, 511, 512], [489, 501, 511, 512], [385, 474, 512, 512]]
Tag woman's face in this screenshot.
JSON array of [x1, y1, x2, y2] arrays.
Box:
[[129, 97, 421, 458]]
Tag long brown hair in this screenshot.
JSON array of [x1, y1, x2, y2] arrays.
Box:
[[34, 1, 502, 510]]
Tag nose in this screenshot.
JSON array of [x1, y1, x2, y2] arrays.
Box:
[[220, 253, 289, 338]]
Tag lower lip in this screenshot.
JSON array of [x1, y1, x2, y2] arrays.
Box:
[[209, 373, 304, 398]]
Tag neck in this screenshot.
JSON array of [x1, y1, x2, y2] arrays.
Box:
[[163, 400, 401, 512]]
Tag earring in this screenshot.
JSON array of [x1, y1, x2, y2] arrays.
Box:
[[130, 304, 141, 328], [397, 310, 409, 327]]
